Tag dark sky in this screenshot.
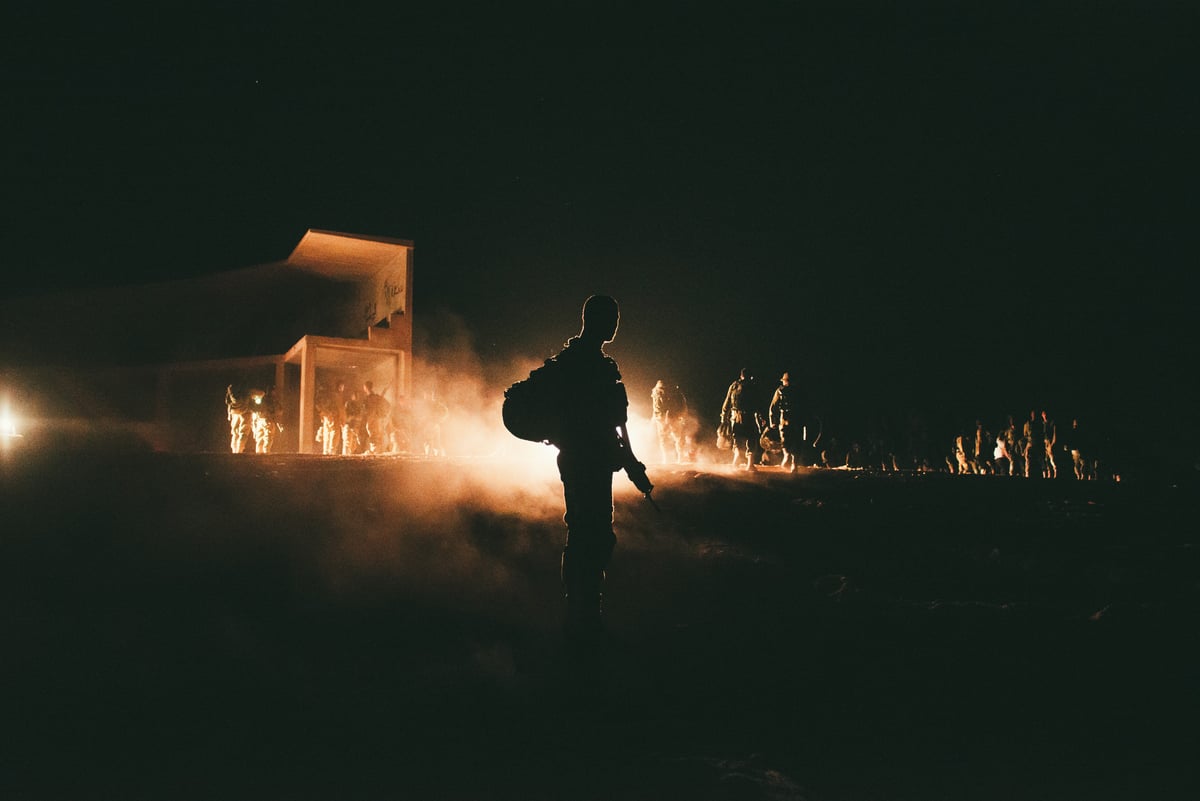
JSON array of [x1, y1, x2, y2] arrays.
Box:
[[4, 3, 1197, 438]]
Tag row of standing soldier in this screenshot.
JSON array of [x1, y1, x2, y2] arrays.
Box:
[[313, 380, 449, 457], [711, 369, 1102, 479], [224, 381, 448, 457], [225, 384, 281, 454], [718, 368, 807, 472]]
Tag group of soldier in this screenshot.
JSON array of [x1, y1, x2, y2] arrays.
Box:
[[313, 380, 450, 457], [311, 379, 398, 456], [223, 380, 449, 457], [714, 367, 806, 472], [224, 384, 282, 454], [704, 367, 1105, 479], [950, 411, 1097, 480]]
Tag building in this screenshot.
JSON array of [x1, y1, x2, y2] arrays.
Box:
[[0, 229, 415, 453]]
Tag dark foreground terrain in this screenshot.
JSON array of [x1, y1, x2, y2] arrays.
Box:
[[1, 445, 1197, 800]]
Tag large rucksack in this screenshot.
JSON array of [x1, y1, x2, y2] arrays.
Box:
[[502, 358, 564, 444]]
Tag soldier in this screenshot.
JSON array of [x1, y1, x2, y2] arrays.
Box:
[[768, 371, 799, 473], [1001, 414, 1021, 477], [650, 380, 679, 464], [550, 295, 652, 638], [315, 382, 339, 455], [224, 384, 249, 454], [1023, 409, 1045, 478], [343, 390, 363, 455], [1065, 417, 1087, 480], [720, 367, 765, 471], [1042, 409, 1058, 478], [953, 434, 971, 475], [362, 380, 392, 454], [994, 429, 1013, 476], [249, 386, 281, 454], [330, 379, 347, 455]]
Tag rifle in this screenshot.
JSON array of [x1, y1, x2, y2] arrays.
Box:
[[616, 424, 659, 512]]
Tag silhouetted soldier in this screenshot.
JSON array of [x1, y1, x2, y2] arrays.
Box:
[[769, 371, 800, 472], [721, 367, 765, 470], [362, 380, 392, 454], [331, 379, 347, 455], [225, 384, 249, 454], [1042, 409, 1058, 478], [1001, 414, 1021, 477], [1023, 409, 1045, 478], [315, 382, 339, 455], [552, 295, 651, 638], [973, 420, 990, 474], [343, 390, 363, 454], [249, 386, 281, 454], [651, 379, 676, 464], [1065, 417, 1087, 480], [994, 429, 1014, 475], [953, 434, 970, 475]]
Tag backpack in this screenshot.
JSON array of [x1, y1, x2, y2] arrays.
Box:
[[502, 358, 563, 444]]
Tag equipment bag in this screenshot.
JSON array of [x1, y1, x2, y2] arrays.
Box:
[[502, 359, 563, 444]]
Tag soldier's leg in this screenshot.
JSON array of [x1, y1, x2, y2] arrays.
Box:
[[559, 468, 616, 634]]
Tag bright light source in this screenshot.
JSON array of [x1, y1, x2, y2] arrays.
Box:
[[1, 403, 20, 438]]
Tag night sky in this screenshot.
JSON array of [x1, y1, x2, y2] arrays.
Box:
[[5, 3, 1197, 454]]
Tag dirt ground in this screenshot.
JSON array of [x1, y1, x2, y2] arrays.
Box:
[[1, 446, 1196, 800]]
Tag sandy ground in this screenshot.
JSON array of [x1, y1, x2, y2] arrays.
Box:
[[1, 446, 1196, 800]]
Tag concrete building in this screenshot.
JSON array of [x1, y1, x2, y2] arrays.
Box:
[[0, 229, 415, 453]]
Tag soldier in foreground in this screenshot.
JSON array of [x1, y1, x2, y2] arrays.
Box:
[[551, 295, 652, 637]]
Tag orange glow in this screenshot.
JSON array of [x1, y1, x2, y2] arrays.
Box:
[[1, 399, 20, 438]]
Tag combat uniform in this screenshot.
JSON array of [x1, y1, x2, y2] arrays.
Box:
[[721, 372, 764, 470], [225, 385, 249, 454], [552, 335, 629, 633]]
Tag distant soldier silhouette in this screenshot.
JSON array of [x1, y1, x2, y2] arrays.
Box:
[[550, 295, 652, 637], [1042, 409, 1058, 478], [249, 386, 281, 454], [651, 379, 693, 464], [315, 382, 339, 455], [1023, 409, 1045, 478], [1001, 414, 1021, 477], [1065, 417, 1088, 480], [225, 385, 249, 454], [721, 367, 765, 470], [331, 379, 348, 455], [362, 380, 392, 454], [768, 371, 799, 472], [343, 390, 364, 455]]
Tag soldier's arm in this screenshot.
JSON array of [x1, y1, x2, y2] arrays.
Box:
[[720, 386, 733, 423]]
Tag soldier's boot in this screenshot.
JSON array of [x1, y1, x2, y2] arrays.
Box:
[[731, 447, 742, 468], [563, 573, 605, 639], [561, 551, 607, 639]]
